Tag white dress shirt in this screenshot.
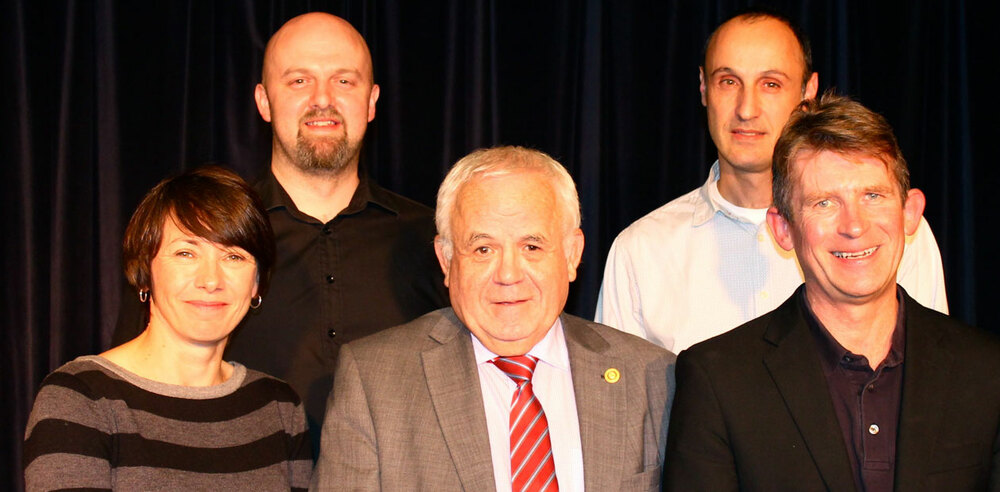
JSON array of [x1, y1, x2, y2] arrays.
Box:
[[473, 319, 585, 492], [596, 162, 949, 353]]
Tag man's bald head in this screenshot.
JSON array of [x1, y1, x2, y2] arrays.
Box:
[[261, 12, 374, 87], [703, 9, 813, 91]]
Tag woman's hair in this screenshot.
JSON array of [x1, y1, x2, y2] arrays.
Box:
[[122, 165, 276, 296]]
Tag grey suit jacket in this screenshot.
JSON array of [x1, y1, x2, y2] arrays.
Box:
[[311, 308, 676, 491], [664, 287, 1000, 491]]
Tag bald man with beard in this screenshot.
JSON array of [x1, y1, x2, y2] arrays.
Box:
[[113, 13, 449, 453]]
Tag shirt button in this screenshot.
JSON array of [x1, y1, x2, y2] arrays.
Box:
[[867, 384, 875, 392], [326, 275, 335, 284], [327, 329, 336, 338], [757, 233, 765, 242], [760, 291, 769, 299], [868, 424, 880, 435], [322, 226, 332, 235]]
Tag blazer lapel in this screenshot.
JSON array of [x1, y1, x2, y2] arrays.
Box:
[[563, 315, 629, 492], [894, 294, 953, 490], [761, 295, 857, 491], [421, 310, 497, 492]]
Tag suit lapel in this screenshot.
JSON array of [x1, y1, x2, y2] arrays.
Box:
[[564, 315, 628, 492], [895, 295, 952, 490], [761, 295, 857, 491], [421, 310, 497, 492]]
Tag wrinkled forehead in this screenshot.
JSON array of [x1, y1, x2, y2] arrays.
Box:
[[788, 149, 895, 192], [454, 172, 570, 241]]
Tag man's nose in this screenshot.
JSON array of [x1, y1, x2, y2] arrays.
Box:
[[310, 80, 334, 108], [494, 248, 525, 285], [736, 87, 760, 121], [838, 203, 870, 238]]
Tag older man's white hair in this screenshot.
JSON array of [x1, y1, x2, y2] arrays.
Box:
[[435, 146, 581, 259]]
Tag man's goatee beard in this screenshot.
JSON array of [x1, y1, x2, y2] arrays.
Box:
[[293, 133, 361, 175]]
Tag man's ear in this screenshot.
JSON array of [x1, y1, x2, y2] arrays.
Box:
[[766, 207, 796, 252], [699, 66, 708, 107], [254, 84, 272, 122], [367, 84, 380, 123], [564, 228, 585, 282], [903, 188, 926, 236], [803, 72, 819, 100], [433, 236, 451, 288]]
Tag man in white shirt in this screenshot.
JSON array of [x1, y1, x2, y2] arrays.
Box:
[[312, 146, 675, 491], [596, 9, 947, 353]]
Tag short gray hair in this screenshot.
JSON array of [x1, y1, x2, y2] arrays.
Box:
[[436, 146, 581, 259]]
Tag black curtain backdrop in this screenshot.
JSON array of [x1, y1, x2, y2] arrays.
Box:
[[3, 1, 997, 489]]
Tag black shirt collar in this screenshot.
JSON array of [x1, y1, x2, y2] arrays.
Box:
[[801, 285, 906, 372], [254, 168, 400, 224]]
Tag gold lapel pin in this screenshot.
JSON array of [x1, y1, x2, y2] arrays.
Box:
[[603, 368, 621, 384]]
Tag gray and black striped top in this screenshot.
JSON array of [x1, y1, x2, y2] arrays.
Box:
[[24, 356, 312, 491]]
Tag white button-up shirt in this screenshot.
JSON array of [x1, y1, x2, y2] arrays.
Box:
[[596, 162, 949, 353]]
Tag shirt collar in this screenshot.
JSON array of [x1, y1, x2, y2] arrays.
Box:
[[471, 317, 571, 372], [253, 168, 400, 224], [694, 160, 764, 227], [693, 161, 723, 226], [802, 285, 907, 372]]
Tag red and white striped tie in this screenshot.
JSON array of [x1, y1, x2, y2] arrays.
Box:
[[491, 355, 559, 492]]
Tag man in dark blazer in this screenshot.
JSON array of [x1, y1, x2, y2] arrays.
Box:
[[664, 93, 1000, 491], [312, 146, 675, 491]]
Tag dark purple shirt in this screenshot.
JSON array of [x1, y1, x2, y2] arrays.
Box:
[[803, 287, 906, 492]]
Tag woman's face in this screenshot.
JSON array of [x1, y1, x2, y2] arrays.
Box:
[[147, 216, 258, 346]]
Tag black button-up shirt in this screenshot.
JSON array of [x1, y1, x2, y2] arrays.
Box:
[[114, 171, 449, 451], [804, 288, 906, 492]]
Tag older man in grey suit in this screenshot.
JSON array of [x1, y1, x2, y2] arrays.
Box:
[[311, 146, 676, 491]]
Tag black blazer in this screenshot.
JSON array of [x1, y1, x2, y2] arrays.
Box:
[[664, 287, 1000, 491]]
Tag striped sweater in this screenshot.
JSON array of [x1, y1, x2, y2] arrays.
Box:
[[23, 356, 312, 491]]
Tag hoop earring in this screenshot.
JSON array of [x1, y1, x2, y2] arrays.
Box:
[[138, 290, 149, 303], [250, 295, 262, 309]]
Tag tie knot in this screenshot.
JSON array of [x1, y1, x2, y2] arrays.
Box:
[[491, 355, 538, 384]]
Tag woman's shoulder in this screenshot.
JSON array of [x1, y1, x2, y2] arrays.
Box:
[[38, 356, 131, 398], [231, 365, 308, 438], [236, 364, 303, 405], [26, 357, 128, 446], [46, 355, 113, 375]]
